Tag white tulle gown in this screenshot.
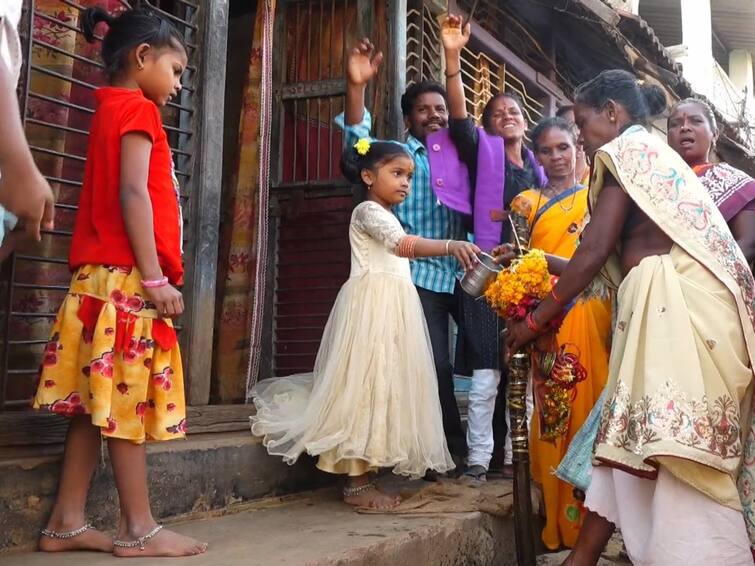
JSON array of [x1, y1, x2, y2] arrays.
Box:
[[251, 200, 455, 478]]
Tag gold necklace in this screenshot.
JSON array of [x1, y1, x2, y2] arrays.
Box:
[[543, 184, 578, 213]]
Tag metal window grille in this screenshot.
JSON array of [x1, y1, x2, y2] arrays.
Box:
[[406, 0, 547, 127], [0, 0, 202, 411]]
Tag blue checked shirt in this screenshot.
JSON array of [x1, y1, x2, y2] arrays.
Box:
[[335, 110, 466, 294]]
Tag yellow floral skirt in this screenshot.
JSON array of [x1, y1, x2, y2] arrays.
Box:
[[33, 265, 186, 444]]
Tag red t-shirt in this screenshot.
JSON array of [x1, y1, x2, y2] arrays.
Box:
[[70, 87, 184, 285]]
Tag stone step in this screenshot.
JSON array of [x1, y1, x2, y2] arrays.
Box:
[[0, 432, 329, 552], [1, 485, 519, 566]]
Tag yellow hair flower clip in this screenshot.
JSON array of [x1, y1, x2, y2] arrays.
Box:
[[354, 138, 371, 156]]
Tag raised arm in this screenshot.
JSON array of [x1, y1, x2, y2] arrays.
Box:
[[344, 38, 383, 126], [441, 15, 470, 120]]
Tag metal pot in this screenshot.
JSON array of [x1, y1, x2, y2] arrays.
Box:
[[460, 252, 501, 298]]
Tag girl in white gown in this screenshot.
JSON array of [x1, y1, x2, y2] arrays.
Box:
[[251, 139, 480, 509]]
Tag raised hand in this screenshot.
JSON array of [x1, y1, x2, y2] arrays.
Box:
[[346, 38, 383, 87], [440, 14, 471, 53]]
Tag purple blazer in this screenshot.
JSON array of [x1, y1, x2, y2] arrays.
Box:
[[426, 127, 545, 251]]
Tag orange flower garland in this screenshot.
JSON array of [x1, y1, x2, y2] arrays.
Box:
[[483, 248, 587, 441]]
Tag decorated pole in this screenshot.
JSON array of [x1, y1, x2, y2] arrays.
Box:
[[508, 349, 536, 566]]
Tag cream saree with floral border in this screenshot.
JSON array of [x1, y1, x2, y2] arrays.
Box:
[[588, 125, 755, 548]]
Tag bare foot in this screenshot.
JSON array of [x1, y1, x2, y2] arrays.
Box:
[[113, 527, 207, 558], [344, 485, 401, 510], [38, 526, 113, 553]]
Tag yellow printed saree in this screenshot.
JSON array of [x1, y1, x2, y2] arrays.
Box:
[[510, 187, 612, 549], [589, 125, 755, 549]]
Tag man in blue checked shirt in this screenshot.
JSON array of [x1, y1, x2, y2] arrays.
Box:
[[335, 38, 469, 470]]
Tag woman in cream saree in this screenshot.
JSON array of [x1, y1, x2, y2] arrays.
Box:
[[506, 70, 755, 566]]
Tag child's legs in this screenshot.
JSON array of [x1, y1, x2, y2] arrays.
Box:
[[47, 414, 101, 527], [107, 438, 153, 530], [40, 415, 113, 553], [343, 473, 400, 509], [108, 437, 207, 557]]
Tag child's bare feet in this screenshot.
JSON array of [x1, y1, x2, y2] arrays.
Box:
[[343, 485, 401, 510], [113, 524, 207, 558], [38, 524, 113, 553]]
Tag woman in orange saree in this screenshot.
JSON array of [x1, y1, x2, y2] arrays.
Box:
[[508, 117, 611, 550]]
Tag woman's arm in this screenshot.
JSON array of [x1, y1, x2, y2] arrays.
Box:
[[729, 209, 755, 266], [506, 174, 630, 351], [120, 133, 183, 317], [491, 244, 568, 274], [440, 15, 470, 120]]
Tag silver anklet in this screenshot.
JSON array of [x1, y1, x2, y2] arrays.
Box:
[[40, 523, 93, 539], [343, 482, 375, 497], [113, 524, 163, 551]]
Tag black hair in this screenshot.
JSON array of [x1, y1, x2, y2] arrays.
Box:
[[669, 97, 718, 132], [575, 70, 667, 125], [555, 105, 574, 119], [340, 141, 412, 187], [400, 81, 448, 116], [481, 91, 527, 130], [530, 116, 576, 152], [81, 4, 186, 80]]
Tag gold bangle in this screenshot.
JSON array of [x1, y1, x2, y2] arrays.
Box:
[[445, 240, 452, 255]]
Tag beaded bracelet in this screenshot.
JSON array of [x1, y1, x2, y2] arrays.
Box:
[[141, 276, 169, 289]]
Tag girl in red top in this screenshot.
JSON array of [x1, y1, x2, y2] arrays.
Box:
[[33, 6, 206, 558]]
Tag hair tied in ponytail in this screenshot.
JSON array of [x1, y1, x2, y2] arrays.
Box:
[[81, 6, 114, 43]]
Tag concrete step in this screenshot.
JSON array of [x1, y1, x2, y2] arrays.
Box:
[[1, 484, 519, 566], [0, 432, 329, 552]]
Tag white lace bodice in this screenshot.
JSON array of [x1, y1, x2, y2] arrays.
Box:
[[349, 201, 411, 279]]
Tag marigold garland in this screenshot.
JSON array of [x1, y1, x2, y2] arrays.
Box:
[[484, 248, 552, 320], [483, 248, 587, 442]]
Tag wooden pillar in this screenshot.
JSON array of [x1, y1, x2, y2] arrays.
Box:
[[387, 0, 407, 140], [183, 0, 229, 405]]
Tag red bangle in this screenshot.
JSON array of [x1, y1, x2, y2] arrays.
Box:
[[526, 311, 541, 333], [141, 276, 169, 289], [551, 287, 565, 305]]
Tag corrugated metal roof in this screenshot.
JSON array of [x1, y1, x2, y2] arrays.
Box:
[[638, 0, 755, 52], [711, 0, 755, 52]]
